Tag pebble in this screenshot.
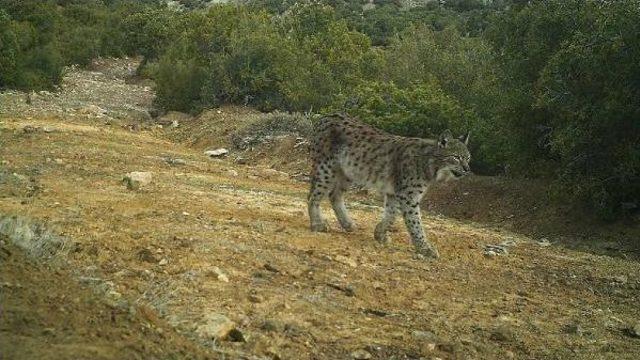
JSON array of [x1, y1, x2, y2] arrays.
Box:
[[122, 171, 152, 190], [158, 258, 168, 266], [209, 267, 229, 282], [411, 330, 437, 341], [204, 148, 229, 157], [196, 313, 237, 341], [484, 244, 508, 256], [537, 238, 552, 247], [166, 158, 186, 166], [351, 349, 372, 359], [334, 254, 357, 267]]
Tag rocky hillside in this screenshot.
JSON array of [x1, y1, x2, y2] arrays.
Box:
[[1, 59, 639, 359]]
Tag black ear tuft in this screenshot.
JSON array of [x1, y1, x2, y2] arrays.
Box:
[[438, 129, 452, 148], [459, 131, 470, 145]]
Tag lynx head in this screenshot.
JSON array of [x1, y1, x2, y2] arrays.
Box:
[[434, 129, 471, 182]]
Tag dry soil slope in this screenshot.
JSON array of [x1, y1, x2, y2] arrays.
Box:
[[1, 114, 639, 360]]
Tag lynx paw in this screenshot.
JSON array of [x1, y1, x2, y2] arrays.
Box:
[[374, 226, 389, 245], [310, 221, 329, 232], [415, 243, 439, 260]]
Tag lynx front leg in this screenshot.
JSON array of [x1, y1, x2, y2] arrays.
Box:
[[398, 194, 439, 259], [374, 194, 398, 244]]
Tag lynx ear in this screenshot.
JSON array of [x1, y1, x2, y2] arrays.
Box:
[[438, 129, 453, 148], [459, 131, 470, 145]]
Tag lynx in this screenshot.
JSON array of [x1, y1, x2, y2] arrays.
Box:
[[307, 114, 471, 259]]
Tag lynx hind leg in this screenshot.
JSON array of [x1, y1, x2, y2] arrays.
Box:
[[308, 161, 336, 232], [398, 193, 439, 259], [329, 176, 355, 232], [374, 194, 398, 244]]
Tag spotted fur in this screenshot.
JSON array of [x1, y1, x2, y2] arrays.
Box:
[[307, 114, 471, 259]]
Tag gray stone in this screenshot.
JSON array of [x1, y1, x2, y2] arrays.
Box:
[[122, 171, 152, 190], [411, 330, 437, 341], [351, 349, 372, 359], [204, 148, 229, 157], [196, 314, 237, 341]]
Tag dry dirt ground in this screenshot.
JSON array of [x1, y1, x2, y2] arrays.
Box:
[[1, 60, 639, 360]]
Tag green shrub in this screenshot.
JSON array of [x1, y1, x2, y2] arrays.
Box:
[[332, 80, 472, 139], [0, 9, 18, 87], [154, 3, 380, 112], [536, 1, 640, 218], [487, 0, 640, 217]]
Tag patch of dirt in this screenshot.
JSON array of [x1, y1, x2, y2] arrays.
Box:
[[1, 58, 639, 359], [0, 239, 213, 360], [0, 57, 153, 125], [425, 176, 640, 260], [164, 107, 311, 175]]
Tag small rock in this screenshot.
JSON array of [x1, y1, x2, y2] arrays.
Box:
[[104, 290, 125, 308], [537, 238, 552, 247], [209, 267, 229, 282], [166, 158, 186, 166], [204, 148, 229, 157], [484, 244, 508, 256], [351, 349, 372, 359], [122, 171, 152, 190], [484, 250, 497, 258], [42, 126, 56, 133], [196, 314, 237, 341], [158, 258, 168, 266], [411, 330, 437, 340], [334, 255, 357, 267]]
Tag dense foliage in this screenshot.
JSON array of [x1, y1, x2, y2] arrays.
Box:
[[0, 0, 638, 219], [0, 0, 164, 89]]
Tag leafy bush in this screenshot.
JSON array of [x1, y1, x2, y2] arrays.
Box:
[[487, 0, 640, 217], [154, 3, 379, 112], [0, 0, 169, 90], [0, 9, 18, 87], [333, 80, 472, 139]]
